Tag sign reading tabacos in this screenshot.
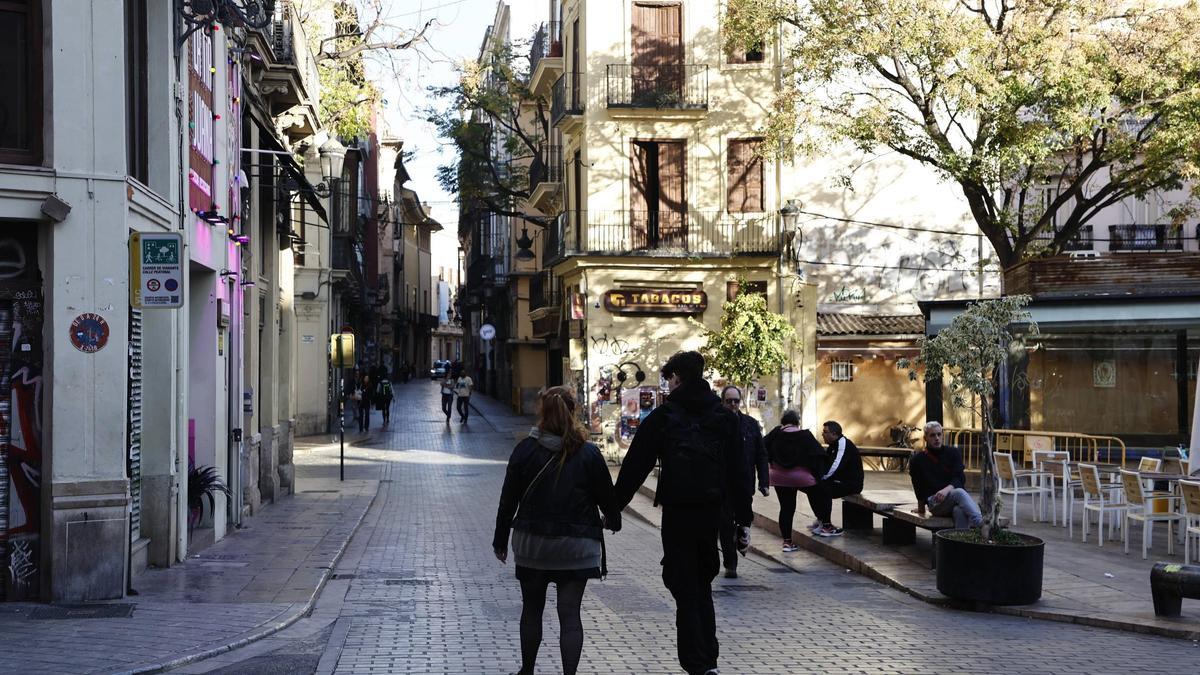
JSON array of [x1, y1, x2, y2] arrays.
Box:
[[603, 289, 707, 315]]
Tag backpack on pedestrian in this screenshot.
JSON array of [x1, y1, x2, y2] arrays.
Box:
[[654, 401, 728, 507]]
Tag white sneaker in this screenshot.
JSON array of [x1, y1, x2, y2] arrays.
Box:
[[808, 520, 822, 532], [782, 541, 800, 553]]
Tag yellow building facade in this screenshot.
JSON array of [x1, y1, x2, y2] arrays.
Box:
[[523, 0, 818, 444]]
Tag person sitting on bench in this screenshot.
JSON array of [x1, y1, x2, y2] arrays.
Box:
[[799, 421, 863, 537], [909, 421, 982, 529]]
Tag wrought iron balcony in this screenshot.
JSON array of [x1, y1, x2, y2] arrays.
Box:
[[528, 144, 563, 191], [551, 73, 584, 127], [1109, 224, 1183, 251], [529, 21, 562, 74], [606, 64, 708, 110], [1032, 225, 1094, 252], [555, 210, 779, 257]]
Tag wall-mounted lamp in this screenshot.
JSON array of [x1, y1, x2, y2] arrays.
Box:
[[219, 269, 238, 280], [195, 208, 229, 226], [314, 138, 347, 198]]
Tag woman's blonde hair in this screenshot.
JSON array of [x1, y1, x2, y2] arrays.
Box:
[[538, 385, 587, 462]]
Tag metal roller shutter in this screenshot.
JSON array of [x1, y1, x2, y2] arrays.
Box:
[[127, 307, 143, 544]]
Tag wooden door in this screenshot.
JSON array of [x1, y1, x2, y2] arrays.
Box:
[[657, 141, 686, 248], [631, 3, 683, 106], [630, 141, 654, 249], [629, 140, 686, 250]]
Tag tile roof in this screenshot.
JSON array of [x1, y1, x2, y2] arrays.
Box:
[[817, 313, 925, 337]]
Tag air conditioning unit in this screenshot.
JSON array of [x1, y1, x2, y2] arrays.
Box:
[[1068, 250, 1099, 259]]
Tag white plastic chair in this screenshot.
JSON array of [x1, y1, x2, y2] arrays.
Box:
[[1033, 450, 1069, 526], [994, 452, 1050, 525], [1178, 479, 1200, 565], [1079, 463, 1126, 546], [1119, 469, 1183, 560]]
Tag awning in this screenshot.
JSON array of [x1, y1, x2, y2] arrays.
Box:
[[250, 118, 328, 224]]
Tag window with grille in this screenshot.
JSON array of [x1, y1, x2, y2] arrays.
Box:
[[831, 361, 854, 382]]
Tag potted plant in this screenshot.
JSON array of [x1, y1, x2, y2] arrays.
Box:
[[903, 295, 1044, 605], [188, 465, 232, 534]]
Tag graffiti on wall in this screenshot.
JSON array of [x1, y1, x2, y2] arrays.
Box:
[[0, 232, 43, 600]]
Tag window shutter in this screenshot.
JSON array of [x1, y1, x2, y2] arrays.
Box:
[[728, 139, 763, 212]]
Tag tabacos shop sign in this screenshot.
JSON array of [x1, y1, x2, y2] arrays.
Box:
[[603, 289, 707, 315]]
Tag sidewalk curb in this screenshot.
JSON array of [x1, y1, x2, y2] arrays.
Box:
[[117, 485, 381, 675], [626, 484, 1200, 642]]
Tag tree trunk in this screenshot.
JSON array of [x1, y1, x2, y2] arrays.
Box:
[[980, 399, 1000, 540]]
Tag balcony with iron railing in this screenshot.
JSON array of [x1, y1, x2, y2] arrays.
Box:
[[1108, 224, 1184, 251], [528, 144, 563, 190], [551, 73, 584, 129], [1032, 225, 1094, 252], [529, 21, 564, 97], [552, 210, 780, 258], [606, 64, 709, 112]]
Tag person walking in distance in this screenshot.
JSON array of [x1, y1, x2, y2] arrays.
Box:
[[374, 376, 394, 426], [764, 410, 826, 552], [494, 386, 622, 675], [355, 372, 371, 433], [454, 369, 474, 423], [614, 351, 752, 675], [439, 372, 456, 423], [717, 385, 768, 579]]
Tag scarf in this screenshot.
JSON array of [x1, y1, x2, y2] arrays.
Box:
[[529, 427, 564, 452]]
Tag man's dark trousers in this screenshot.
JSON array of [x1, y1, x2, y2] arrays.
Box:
[[716, 501, 740, 572], [661, 504, 721, 675]]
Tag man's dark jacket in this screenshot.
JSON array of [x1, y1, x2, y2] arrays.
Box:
[[823, 436, 864, 493], [736, 413, 769, 494], [614, 380, 753, 526], [908, 444, 967, 506], [493, 439, 621, 552]]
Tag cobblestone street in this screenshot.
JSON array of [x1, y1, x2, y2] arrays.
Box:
[[183, 380, 1198, 675]]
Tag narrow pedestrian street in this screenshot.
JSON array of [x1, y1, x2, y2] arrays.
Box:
[[180, 381, 1198, 675]]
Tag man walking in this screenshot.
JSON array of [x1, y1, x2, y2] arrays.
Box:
[[454, 369, 474, 424], [615, 351, 752, 675], [717, 385, 768, 578], [439, 372, 455, 423]]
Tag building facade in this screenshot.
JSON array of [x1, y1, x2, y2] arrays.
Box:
[[0, 0, 325, 603]]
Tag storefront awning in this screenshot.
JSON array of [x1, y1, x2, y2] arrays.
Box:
[[920, 295, 1200, 334]]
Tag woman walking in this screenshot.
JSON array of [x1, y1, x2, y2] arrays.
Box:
[[493, 386, 622, 675], [764, 410, 826, 552]]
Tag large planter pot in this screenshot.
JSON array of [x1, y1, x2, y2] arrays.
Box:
[[935, 529, 1044, 606]]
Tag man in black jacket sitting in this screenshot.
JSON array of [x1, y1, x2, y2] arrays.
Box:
[[800, 420, 864, 537], [909, 421, 982, 528], [615, 351, 752, 675]]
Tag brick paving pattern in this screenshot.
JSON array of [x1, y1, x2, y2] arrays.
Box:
[[313, 382, 1200, 674]]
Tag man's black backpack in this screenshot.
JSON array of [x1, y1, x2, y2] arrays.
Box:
[[654, 402, 729, 506]]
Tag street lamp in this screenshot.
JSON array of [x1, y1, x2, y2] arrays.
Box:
[[315, 138, 347, 198], [514, 225, 536, 261]]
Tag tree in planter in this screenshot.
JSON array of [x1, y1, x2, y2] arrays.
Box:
[[901, 295, 1037, 540], [722, 0, 1200, 267], [693, 283, 795, 393]]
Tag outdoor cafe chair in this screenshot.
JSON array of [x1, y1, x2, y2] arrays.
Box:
[[1080, 463, 1126, 546], [1033, 450, 1070, 526], [995, 452, 1050, 525], [1138, 457, 1163, 472], [1181, 480, 1200, 565], [1119, 469, 1183, 560]]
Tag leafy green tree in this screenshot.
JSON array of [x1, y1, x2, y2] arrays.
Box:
[[901, 295, 1037, 538], [723, 0, 1200, 267], [694, 284, 795, 391], [427, 44, 551, 226]]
